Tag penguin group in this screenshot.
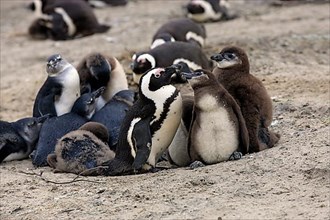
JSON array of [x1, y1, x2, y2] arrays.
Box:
[[1, 1, 281, 176]]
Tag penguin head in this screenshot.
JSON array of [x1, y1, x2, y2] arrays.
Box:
[[46, 54, 69, 76], [181, 69, 216, 89], [151, 33, 175, 49], [131, 53, 156, 84], [186, 0, 207, 15], [86, 53, 111, 86], [139, 65, 181, 99], [71, 87, 105, 119], [210, 46, 249, 71], [12, 114, 50, 146]]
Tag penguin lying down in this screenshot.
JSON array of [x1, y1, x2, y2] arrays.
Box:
[[47, 122, 115, 175]]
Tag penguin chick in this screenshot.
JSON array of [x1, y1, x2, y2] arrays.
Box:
[[86, 65, 183, 176], [32, 87, 104, 167], [211, 46, 280, 153], [182, 69, 249, 166], [33, 54, 81, 118], [131, 41, 213, 84], [91, 89, 135, 151], [151, 18, 206, 49], [0, 115, 49, 163], [28, 0, 110, 40], [47, 122, 115, 175], [76, 52, 129, 110], [186, 0, 236, 22]]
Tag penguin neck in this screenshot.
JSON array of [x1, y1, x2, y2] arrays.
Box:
[[216, 66, 249, 83]]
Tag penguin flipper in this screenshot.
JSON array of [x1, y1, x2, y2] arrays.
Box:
[[131, 117, 152, 171], [38, 93, 57, 117], [0, 140, 21, 163]]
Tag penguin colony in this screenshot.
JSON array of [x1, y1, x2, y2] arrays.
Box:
[[0, 0, 280, 176]]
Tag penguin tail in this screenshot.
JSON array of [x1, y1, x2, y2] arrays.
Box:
[[95, 24, 111, 33]]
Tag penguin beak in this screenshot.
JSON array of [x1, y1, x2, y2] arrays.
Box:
[[36, 114, 51, 123], [210, 54, 224, 62], [179, 71, 204, 80], [164, 64, 183, 77], [92, 87, 106, 99]]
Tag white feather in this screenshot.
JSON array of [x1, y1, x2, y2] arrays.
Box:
[[193, 94, 238, 163], [186, 31, 205, 47], [188, 0, 222, 22], [54, 7, 76, 37]]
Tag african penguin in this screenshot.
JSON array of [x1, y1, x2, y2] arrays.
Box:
[[87, 65, 183, 176], [131, 41, 213, 84], [186, 0, 235, 22], [28, 0, 110, 40], [91, 89, 135, 152], [32, 87, 104, 167], [211, 46, 280, 153], [76, 52, 129, 110], [181, 69, 249, 166], [33, 54, 80, 118], [47, 122, 115, 175], [151, 18, 206, 49], [0, 115, 49, 163]]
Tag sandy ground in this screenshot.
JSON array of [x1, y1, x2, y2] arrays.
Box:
[[0, 0, 329, 219]]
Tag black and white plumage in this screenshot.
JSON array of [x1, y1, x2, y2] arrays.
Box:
[[85, 65, 183, 176], [32, 87, 104, 167], [186, 0, 234, 22], [33, 54, 80, 118], [76, 52, 129, 110], [151, 18, 206, 49], [28, 0, 110, 40], [0, 115, 49, 163], [47, 122, 115, 175], [131, 41, 213, 84], [91, 89, 135, 151]]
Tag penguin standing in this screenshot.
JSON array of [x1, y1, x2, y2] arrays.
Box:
[[181, 69, 249, 166], [76, 52, 129, 110], [32, 87, 104, 167], [33, 54, 80, 118], [151, 18, 206, 49], [47, 122, 115, 175], [0, 115, 49, 163], [186, 0, 234, 22], [211, 46, 280, 153], [91, 89, 135, 151], [85, 65, 183, 176], [131, 42, 213, 84], [28, 0, 110, 40]]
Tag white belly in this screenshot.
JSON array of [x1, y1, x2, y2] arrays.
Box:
[[167, 120, 191, 166], [192, 95, 239, 164], [147, 95, 183, 167], [55, 67, 80, 116]]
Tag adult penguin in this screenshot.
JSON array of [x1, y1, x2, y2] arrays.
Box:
[[83, 64, 183, 176]]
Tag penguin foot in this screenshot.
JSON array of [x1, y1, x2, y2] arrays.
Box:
[[229, 151, 243, 161], [189, 160, 205, 169], [150, 166, 169, 173]]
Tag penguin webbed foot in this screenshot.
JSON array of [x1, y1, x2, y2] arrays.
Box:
[[189, 160, 205, 169], [149, 166, 169, 173], [228, 151, 243, 161]]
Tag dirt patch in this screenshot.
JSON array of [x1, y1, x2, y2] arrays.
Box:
[[1, 1, 329, 219]]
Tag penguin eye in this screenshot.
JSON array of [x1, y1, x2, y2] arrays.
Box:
[[87, 98, 94, 104], [224, 53, 235, 60], [28, 121, 36, 127], [154, 72, 161, 78]]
